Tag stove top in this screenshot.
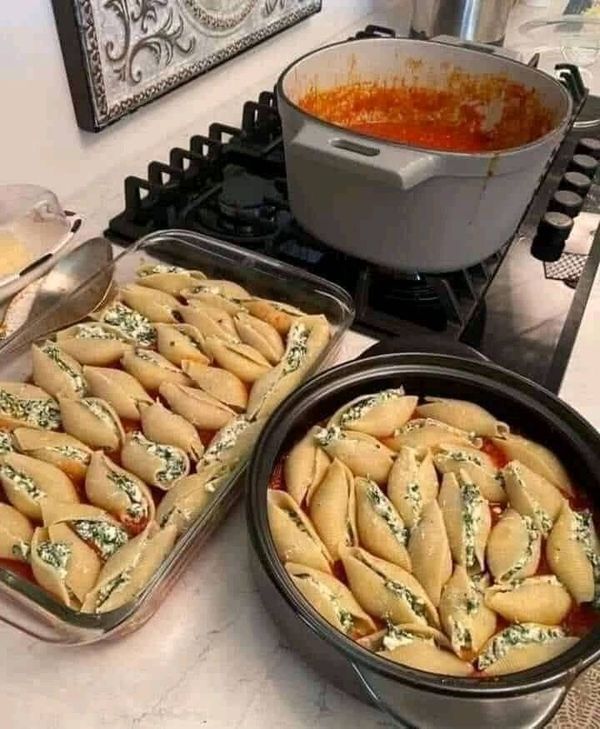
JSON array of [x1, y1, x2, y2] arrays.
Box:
[[106, 25, 600, 394]]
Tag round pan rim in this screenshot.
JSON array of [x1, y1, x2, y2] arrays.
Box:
[[275, 36, 573, 159], [247, 352, 600, 698]]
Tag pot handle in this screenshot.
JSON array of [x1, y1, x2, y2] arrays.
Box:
[[351, 662, 570, 729], [288, 124, 442, 190]]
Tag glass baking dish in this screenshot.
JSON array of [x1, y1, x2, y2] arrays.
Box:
[[0, 229, 354, 644]]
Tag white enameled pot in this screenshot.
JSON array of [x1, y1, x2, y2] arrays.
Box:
[[277, 37, 573, 273]]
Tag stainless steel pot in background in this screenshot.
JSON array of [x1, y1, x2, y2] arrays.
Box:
[[277, 37, 572, 272], [411, 0, 516, 45]]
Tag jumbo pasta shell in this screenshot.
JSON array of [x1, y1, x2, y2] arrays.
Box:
[[308, 459, 357, 561], [286, 562, 376, 638], [330, 390, 418, 438], [120, 284, 179, 323], [91, 301, 156, 347], [56, 323, 133, 366], [85, 451, 155, 533], [492, 434, 572, 495], [502, 460, 564, 536], [234, 312, 284, 364], [139, 401, 204, 461], [267, 490, 333, 574], [12, 428, 92, 480], [486, 509, 541, 583], [0, 382, 61, 431], [159, 382, 236, 430], [387, 418, 482, 453], [0, 452, 79, 520], [121, 349, 191, 391], [135, 264, 206, 295], [439, 566, 496, 659], [180, 287, 246, 315], [408, 500, 452, 606], [416, 397, 509, 437], [284, 426, 330, 506], [355, 477, 410, 570], [387, 447, 439, 529], [182, 279, 249, 299], [83, 366, 152, 421], [181, 361, 247, 411], [379, 625, 473, 677], [81, 522, 177, 613], [340, 546, 439, 627], [433, 443, 506, 504], [32, 342, 86, 399], [485, 576, 571, 625], [121, 431, 190, 490], [0, 503, 33, 561], [204, 337, 271, 383], [243, 298, 304, 334], [199, 416, 264, 471], [314, 427, 394, 485], [155, 324, 210, 367], [59, 396, 125, 452], [176, 304, 237, 342]]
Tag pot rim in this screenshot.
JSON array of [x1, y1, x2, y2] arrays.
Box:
[[247, 353, 600, 699], [276, 36, 574, 159]]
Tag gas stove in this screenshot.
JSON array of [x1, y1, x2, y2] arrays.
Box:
[[106, 25, 600, 394]]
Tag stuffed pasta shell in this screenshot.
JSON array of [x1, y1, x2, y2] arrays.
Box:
[[267, 490, 333, 574], [485, 576, 571, 625], [408, 500, 452, 606], [180, 285, 247, 315], [378, 624, 473, 677], [547, 503, 600, 605], [387, 418, 482, 453], [121, 431, 189, 490], [156, 464, 229, 535], [477, 624, 578, 676], [307, 459, 357, 561], [242, 298, 304, 335], [0, 503, 33, 562], [203, 337, 271, 383], [492, 434, 572, 495], [91, 301, 156, 347], [32, 341, 86, 399], [0, 453, 79, 520], [439, 470, 491, 572], [85, 451, 155, 533], [387, 447, 439, 529], [340, 546, 439, 627], [313, 426, 394, 485], [155, 324, 210, 367], [135, 263, 206, 295], [502, 460, 563, 536], [199, 416, 264, 472], [486, 509, 541, 583], [176, 304, 237, 342], [12, 428, 92, 480], [56, 323, 133, 366], [81, 522, 176, 613], [119, 284, 179, 324], [233, 312, 284, 364], [283, 426, 330, 506], [59, 396, 125, 452], [121, 349, 191, 391], [159, 382, 236, 431], [0, 429, 15, 456], [83, 366, 152, 421], [416, 397, 509, 438], [0, 382, 61, 431], [286, 562, 376, 638], [433, 444, 506, 504], [329, 389, 417, 438], [439, 566, 496, 659], [181, 361, 248, 411], [139, 401, 204, 461], [355, 477, 410, 570]]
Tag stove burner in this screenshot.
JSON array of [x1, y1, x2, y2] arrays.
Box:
[[218, 170, 281, 220]]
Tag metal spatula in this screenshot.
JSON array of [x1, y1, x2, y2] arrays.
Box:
[[0, 237, 114, 355]]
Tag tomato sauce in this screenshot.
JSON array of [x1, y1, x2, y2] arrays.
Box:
[[268, 458, 285, 491], [298, 72, 554, 153], [481, 438, 509, 470]]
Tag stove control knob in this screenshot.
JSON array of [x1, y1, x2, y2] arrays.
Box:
[[531, 212, 573, 262], [568, 153, 599, 178], [559, 171, 592, 196], [548, 189, 584, 217], [575, 137, 600, 160]]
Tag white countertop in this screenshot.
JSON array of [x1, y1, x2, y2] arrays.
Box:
[[2, 2, 600, 728]]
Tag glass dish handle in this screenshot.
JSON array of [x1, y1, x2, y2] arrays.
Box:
[[351, 662, 569, 729]]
